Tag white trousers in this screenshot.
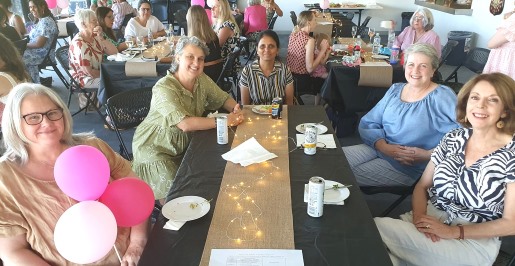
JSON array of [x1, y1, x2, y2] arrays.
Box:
[[374, 203, 501, 266]]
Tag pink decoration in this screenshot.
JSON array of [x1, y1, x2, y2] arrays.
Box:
[[54, 201, 117, 264], [54, 145, 110, 201], [99, 177, 155, 227], [46, 0, 57, 9], [57, 0, 69, 8], [319, 0, 330, 10]]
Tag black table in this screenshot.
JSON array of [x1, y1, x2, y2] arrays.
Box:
[[98, 61, 171, 104], [321, 62, 406, 114], [139, 105, 392, 266]]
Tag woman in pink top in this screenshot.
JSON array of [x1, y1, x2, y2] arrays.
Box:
[[394, 7, 441, 58], [243, 0, 267, 38], [191, 0, 212, 24], [483, 12, 515, 80]]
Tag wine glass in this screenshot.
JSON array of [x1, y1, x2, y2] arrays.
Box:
[[368, 27, 375, 45], [137, 36, 145, 50], [125, 36, 134, 50], [351, 26, 357, 39]]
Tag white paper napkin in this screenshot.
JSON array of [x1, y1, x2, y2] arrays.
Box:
[[296, 134, 337, 149], [163, 220, 186, 231], [221, 137, 277, 167], [303, 184, 344, 205]]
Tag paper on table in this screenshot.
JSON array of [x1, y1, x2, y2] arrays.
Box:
[[209, 249, 304, 266], [163, 220, 186, 231], [358, 62, 393, 88], [221, 137, 277, 167], [296, 134, 337, 149], [125, 61, 158, 77]]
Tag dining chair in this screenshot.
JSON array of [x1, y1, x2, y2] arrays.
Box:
[[292, 74, 324, 105], [66, 21, 79, 41], [244, 15, 279, 65], [442, 47, 490, 94], [38, 34, 68, 88], [216, 47, 241, 100], [290, 11, 297, 27], [150, 0, 168, 23], [13, 37, 28, 55], [432, 40, 459, 83], [54, 45, 110, 128], [105, 87, 153, 160], [168, 1, 190, 33]]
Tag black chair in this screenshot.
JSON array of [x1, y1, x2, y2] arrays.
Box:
[[116, 13, 135, 40], [244, 15, 278, 65], [66, 21, 79, 41], [442, 47, 490, 94], [168, 1, 190, 32], [54, 45, 109, 127], [105, 87, 153, 160], [174, 9, 188, 35], [150, 0, 168, 23], [38, 34, 68, 88], [216, 47, 241, 100], [360, 176, 421, 217], [360, 15, 371, 28], [290, 11, 297, 27], [432, 40, 459, 83], [292, 74, 323, 105], [356, 16, 372, 39], [13, 37, 28, 55]]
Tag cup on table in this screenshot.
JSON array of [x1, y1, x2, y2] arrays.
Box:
[[125, 36, 134, 50], [137, 36, 145, 49]]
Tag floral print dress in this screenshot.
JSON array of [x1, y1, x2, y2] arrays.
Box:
[[22, 16, 58, 83], [214, 20, 240, 75]]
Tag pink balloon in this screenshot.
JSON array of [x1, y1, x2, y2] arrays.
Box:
[[100, 177, 155, 227], [46, 0, 57, 9], [57, 0, 69, 8], [206, 0, 216, 8], [320, 0, 329, 10], [54, 145, 110, 201], [54, 201, 117, 264]]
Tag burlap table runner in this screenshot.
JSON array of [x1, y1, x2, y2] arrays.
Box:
[[199, 106, 294, 265]]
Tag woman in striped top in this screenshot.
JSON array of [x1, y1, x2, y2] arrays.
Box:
[[239, 30, 293, 105], [375, 73, 515, 265]]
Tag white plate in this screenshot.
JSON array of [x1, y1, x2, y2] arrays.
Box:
[[162, 196, 210, 222], [153, 36, 166, 42], [251, 105, 272, 115], [324, 180, 350, 203], [296, 123, 328, 134], [141, 56, 158, 61], [106, 53, 135, 62], [371, 55, 389, 59]]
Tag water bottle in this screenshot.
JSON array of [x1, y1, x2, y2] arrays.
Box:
[[180, 28, 185, 37], [390, 46, 400, 64], [147, 28, 153, 47], [387, 29, 395, 49], [353, 35, 362, 58], [372, 33, 381, 55]]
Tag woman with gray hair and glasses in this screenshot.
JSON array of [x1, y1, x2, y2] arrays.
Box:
[[0, 84, 148, 265], [394, 7, 442, 58], [132, 36, 244, 205]]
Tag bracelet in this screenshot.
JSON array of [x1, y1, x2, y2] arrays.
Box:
[[457, 224, 464, 240]]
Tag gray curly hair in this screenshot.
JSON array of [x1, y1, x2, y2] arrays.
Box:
[[169, 36, 210, 73]]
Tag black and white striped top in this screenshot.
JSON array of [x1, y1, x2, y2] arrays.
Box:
[[239, 60, 293, 105], [430, 128, 515, 224]]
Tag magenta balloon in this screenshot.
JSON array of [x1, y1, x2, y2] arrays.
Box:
[[54, 201, 117, 264], [46, 0, 57, 9], [54, 145, 110, 201], [319, 0, 329, 10], [99, 177, 155, 227]]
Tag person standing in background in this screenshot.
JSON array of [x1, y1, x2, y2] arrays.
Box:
[[262, 0, 282, 23], [91, 0, 112, 11], [483, 10, 515, 80], [111, 0, 136, 31]]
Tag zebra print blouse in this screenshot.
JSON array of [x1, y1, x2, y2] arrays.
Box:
[[429, 128, 515, 224]]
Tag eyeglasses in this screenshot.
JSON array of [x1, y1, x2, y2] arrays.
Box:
[[22, 108, 64, 125], [413, 16, 425, 21]]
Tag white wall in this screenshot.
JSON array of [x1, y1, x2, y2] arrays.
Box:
[[270, 0, 514, 48]]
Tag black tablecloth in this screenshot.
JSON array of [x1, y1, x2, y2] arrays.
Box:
[[321, 63, 406, 114], [138, 106, 392, 266], [98, 61, 171, 104]]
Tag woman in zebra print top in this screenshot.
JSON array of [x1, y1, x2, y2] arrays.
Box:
[[375, 73, 515, 265]]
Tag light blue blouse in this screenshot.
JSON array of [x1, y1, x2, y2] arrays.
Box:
[[359, 83, 460, 178]]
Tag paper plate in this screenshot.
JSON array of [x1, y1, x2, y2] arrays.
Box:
[[296, 123, 328, 134], [371, 55, 389, 59], [162, 196, 210, 222], [324, 180, 350, 203], [251, 105, 273, 115]]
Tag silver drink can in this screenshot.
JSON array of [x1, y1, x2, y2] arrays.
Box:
[[304, 125, 317, 155], [307, 176, 325, 217], [216, 116, 228, 145]]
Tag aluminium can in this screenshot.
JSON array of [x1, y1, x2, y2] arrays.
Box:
[[307, 176, 325, 217], [271, 97, 282, 119], [216, 116, 228, 145], [304, 125, 317, 155]]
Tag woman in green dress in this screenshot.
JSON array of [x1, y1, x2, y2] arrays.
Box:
[[132, 36, 244, 204]]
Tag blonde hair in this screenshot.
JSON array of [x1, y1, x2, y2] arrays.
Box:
[[293, 10, 314, 33], [314, 33, 329, 49], [187, 5, 218, 43], [213, 0, 239, 34]]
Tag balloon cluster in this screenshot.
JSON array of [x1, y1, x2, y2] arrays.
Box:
[[53, 145, 154, 264]]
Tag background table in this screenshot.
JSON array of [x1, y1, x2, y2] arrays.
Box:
[[138, 106, 392, 266]]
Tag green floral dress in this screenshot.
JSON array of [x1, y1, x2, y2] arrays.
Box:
[[132, 73, 230, 199]]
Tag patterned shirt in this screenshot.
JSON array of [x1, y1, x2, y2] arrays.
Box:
[[112, 1, 136, 29], [239, 60, 293, 105], [430, 128, 515, 224], [23, 16, 58, 65], [286, 30, 311, 74], [213, 20, 240, 74], [69, 34, 104, 87]]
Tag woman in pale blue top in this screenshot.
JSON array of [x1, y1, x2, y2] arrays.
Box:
[[343, 43, 460, 186]]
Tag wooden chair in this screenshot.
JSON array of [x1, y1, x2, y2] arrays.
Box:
[[105, 87, 153, 160]]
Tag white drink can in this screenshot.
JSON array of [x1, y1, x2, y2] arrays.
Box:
[[307, 176, 325, 217], [216, 116, 228, 145], [304, 125, 317, 155]]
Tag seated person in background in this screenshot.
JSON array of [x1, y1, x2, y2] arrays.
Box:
[[262, 0, 283, 24], [191, 0, 212, 24], [91, 0, 112, 11], [0, 83, 148, 265], [0, 33, 29, 124], [310, 33, 330, 79], [243, 0, 267, 39], [124, 0, 165, 41], [483, 11, 515, 80], [97, 6, 128, 52], [212, 0, 240, 75], [132, 36, 244, 205], [0, 0, 26, 37], [394, 7, 441, 58], [343, 43, 460, 187], [111, 0, 136, 32], [375, 73, 515, 266], [0, 8, 20, 42], [69, 9, 117, 109], [239, 30, 294, 105], [22, 0, 58, 83], [187, 5, 223, 82]]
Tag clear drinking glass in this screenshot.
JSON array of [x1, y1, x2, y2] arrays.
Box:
[[137, 36, 145, 49], [351, 26, 357, 39], [368, 28, 375, 45], [125, 36, 134, 50]]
